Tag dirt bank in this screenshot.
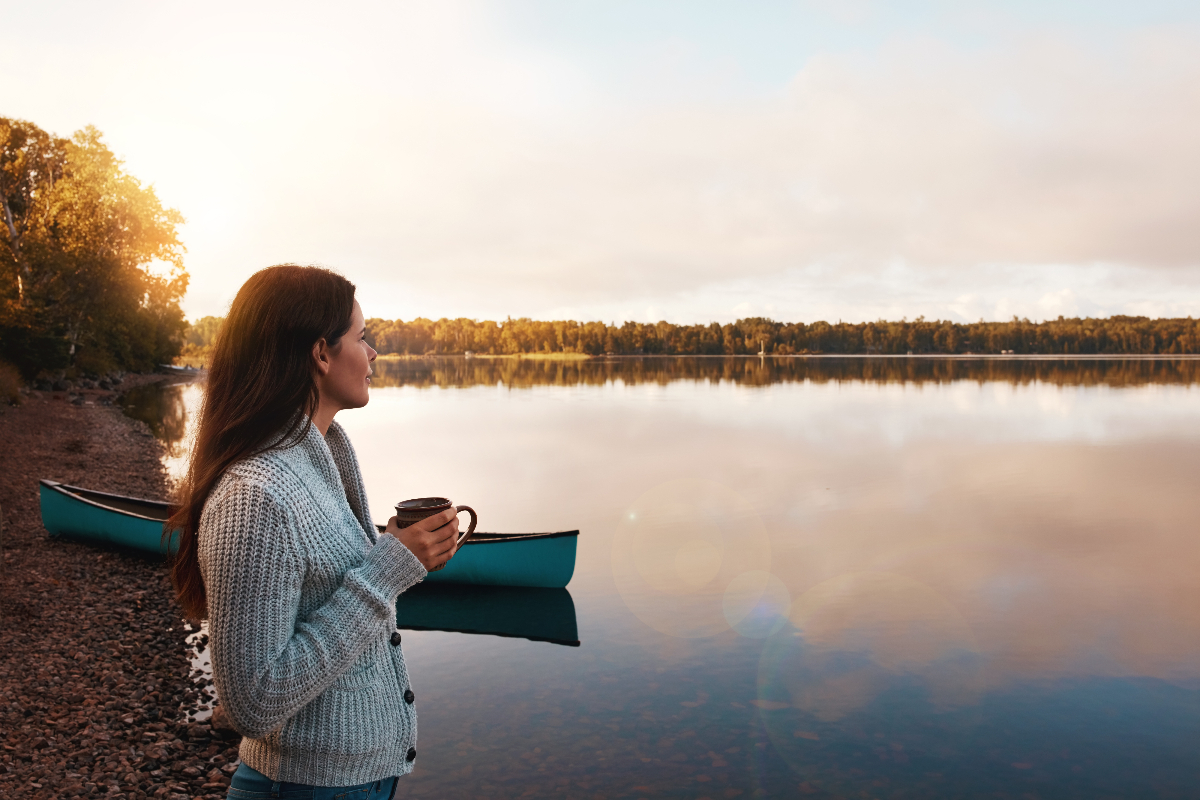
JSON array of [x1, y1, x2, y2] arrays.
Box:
[[0, 380, 238, 799]]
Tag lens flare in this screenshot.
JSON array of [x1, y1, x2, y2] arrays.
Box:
[[724, 571, 792, 638], [612, 479, 770, 638]]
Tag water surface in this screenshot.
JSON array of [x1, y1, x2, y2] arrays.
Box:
[[135, 357, 1200, 797]]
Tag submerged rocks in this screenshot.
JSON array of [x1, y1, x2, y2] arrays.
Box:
[[0, 389, 239, 798], [23, 370, 158, 410]]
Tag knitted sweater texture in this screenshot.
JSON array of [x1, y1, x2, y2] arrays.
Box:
[[198, 419, 427, 785]]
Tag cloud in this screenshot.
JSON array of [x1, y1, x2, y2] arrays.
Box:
[[2, 3, 1198, 321], [320, 25, 1200, 318]]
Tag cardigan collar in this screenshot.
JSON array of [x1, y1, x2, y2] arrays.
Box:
[[289, 418, 378, 545]]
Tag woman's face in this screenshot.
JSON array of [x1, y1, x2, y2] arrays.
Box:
[[317, 300, 376, 412]]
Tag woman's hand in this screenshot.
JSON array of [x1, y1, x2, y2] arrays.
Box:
[[386, 510, 460, 572]]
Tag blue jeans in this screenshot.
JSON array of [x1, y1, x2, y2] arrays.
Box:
[[226, 763, 399, 800]]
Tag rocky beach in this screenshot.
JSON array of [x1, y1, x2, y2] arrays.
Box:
[[0, 377, 238, 799]]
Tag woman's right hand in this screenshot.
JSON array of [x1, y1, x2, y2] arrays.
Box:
[[386, 510, 460, 572]]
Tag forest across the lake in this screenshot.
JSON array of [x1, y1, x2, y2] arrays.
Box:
[[173, 314, 1200, 363]]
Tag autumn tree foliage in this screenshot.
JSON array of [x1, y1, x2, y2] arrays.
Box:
[[189, 314, 1200, 359], [0, 117, 187, 377], [360, 314, 1200, 357], [173, 315, 223, 367]]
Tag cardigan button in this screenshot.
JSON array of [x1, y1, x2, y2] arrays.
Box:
[[406, 747, 417, 762], [404, 689, 415, 704], [390, 631, 403, 647]]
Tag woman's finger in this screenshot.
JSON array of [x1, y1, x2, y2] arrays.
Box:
[[413, 508, 455, 535], [422, 525, 455, 548], [435, 517, 461, 543], [431, 508, 459, 530]]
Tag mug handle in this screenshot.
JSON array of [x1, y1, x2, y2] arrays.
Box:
[[428, 506, 478, 572], [454, 505, 477, 548]]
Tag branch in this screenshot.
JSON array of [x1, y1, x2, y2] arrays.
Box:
[[0, 194, 21, 256]]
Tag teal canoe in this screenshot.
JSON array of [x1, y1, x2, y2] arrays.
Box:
[[39, 480, 578, 588], [40, 480, 178, 554], [382, 524, 578, 589]]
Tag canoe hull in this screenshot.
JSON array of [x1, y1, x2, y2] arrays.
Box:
[[424, 532, 577, 589], [39, 481, 174, 555]]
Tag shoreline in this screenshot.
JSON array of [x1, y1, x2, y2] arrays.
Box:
[[374, 352, 1200, 360], [373, 352, 593, 361], [0, 377, 238, 798]]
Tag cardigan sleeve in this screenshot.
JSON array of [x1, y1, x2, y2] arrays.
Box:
[[198, 476, 426, 739]]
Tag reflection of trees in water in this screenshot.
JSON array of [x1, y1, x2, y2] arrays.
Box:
[[119, 381, 191, 456], [115, 359, 1200, 448], [371, 356, 1200, 390]]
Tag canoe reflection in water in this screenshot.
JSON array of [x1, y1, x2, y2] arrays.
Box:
[[39, 480, 580, 646], [396, 582, 579, 647]]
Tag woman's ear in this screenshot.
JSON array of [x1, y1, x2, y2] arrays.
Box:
[[311, 338, 331, 376]]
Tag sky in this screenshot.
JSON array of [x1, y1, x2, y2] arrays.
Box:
[[3, 0, 1200, 324]]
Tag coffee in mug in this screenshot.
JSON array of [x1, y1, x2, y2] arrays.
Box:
[[394, 497, 478, 571]]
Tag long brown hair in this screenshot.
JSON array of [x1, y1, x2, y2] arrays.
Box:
[[167, 265, 357, 619]]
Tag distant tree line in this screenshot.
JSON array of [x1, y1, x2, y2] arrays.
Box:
[[363, 315, 1200, 356], [0, 117, 187, 378], [176, 315, 222, 366], [178, 314, 1200, 365]]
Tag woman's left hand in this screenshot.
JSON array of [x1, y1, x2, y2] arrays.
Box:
[[384, 511, 460, 571]]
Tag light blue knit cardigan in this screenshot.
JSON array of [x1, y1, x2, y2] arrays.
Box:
[[198, 419, 427, 785]]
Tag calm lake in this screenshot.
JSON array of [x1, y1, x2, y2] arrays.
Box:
[[126, 356, 1200, 798]]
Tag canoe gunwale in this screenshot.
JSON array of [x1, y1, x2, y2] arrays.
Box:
[[373, 523, 579, 544], [458, 531, 580, 544], [39, 480, 169, 525]]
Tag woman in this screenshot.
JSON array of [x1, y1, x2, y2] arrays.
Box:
[[168, 265, 459, 797]]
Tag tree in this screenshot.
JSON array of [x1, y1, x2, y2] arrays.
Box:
[[0, 118, 187, 376]]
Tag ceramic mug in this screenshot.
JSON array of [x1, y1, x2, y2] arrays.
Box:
[[394, 497, 478, 571]]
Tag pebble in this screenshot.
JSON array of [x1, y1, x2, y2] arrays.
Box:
[[0, 380, 239, 798]]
